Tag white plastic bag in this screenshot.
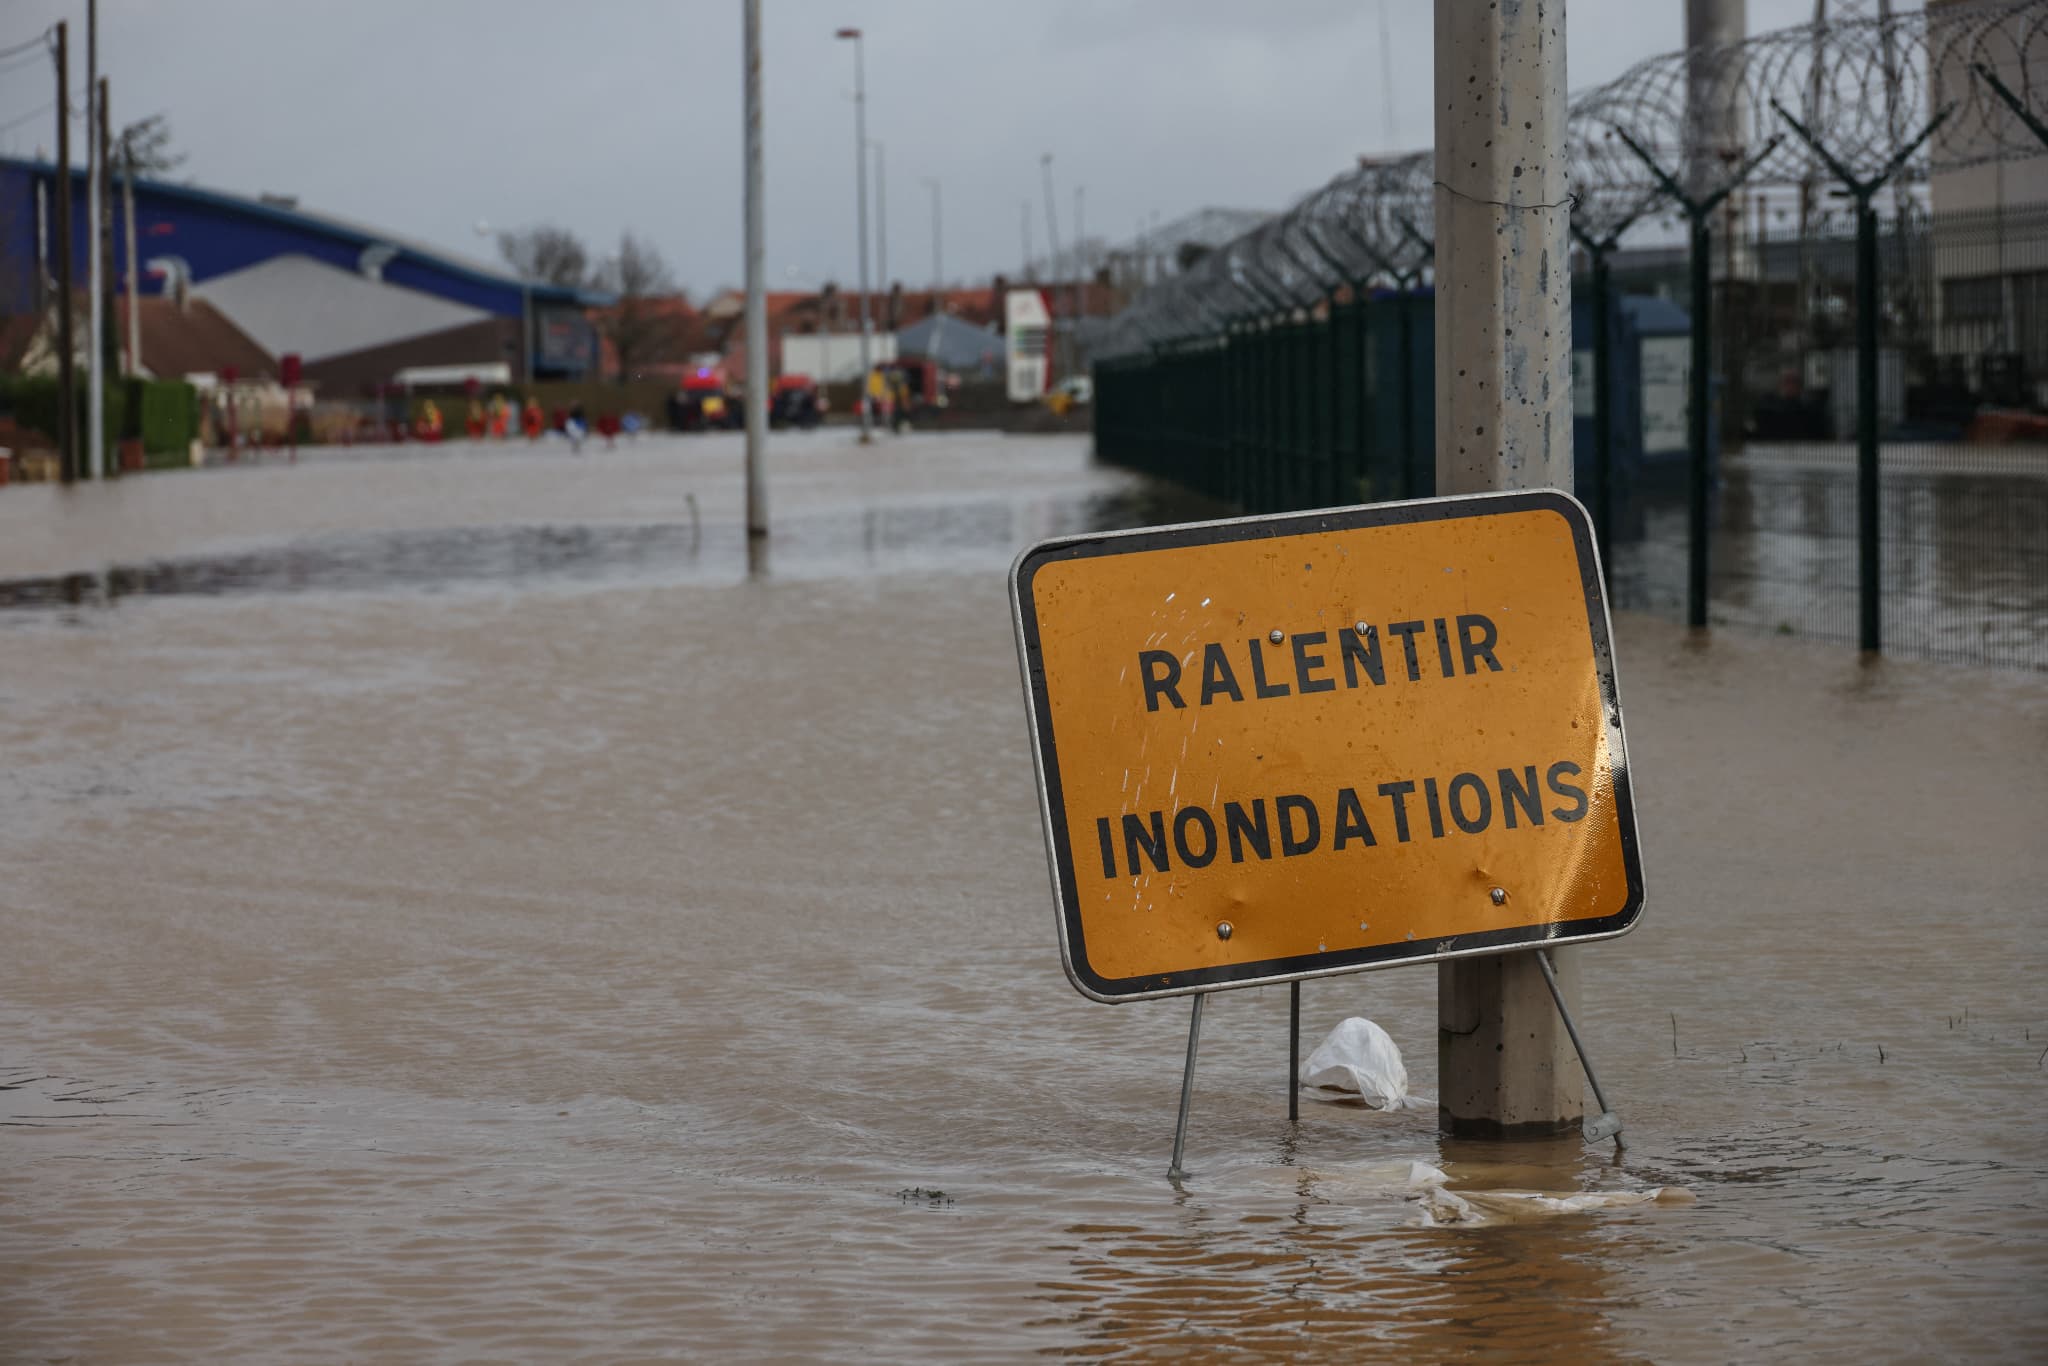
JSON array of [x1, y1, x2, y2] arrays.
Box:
[[1298, 1017, 1433, 1110]]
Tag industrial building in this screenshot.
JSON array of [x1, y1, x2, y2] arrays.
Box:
[[0, 156, 607, 391]]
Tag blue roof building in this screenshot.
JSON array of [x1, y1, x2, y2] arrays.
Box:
[[1, 157, 609, 390]]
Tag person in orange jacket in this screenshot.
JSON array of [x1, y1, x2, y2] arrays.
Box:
[[488, 393, 511, 439], [521, 396, 545, 441]]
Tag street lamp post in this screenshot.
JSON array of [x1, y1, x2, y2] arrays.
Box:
[[872, 139, 887, 301], [836, 26, 873, 442], [744, 0, 768, 540], [1039, 154, 1065, 378]]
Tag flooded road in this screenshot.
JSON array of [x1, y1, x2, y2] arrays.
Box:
[[3, 433, 2045, 1361]]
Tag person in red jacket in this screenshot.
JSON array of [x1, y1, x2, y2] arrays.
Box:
[[521, 396, 545, 441]]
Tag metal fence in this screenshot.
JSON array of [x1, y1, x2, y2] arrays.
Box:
[[1092, 4, 2048, 671], [1598, 204, 2048, 669]]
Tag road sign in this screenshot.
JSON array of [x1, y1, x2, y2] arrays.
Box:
[[1010, 490, 1644, 1003]]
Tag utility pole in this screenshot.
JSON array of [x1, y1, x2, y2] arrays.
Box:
[[743, 0, 768, 539], [1021, 201, 1033, 280], [1433, 0, 1583, 1138], [87, 0, 103, 480], [123, 127, 139, 375], [834, 28, 873, 442], [98, 76, 113, 460], [54, 21, 76, 485]]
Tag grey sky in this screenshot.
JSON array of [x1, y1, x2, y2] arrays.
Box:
[[2, 1, 1862, 297]]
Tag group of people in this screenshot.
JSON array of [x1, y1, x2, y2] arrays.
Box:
[[411, 394, 636, 451], [865, 365, 922, 432]]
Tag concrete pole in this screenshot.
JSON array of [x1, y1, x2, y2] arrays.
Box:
[[54, 21, 76, 485], [743, 0, 768, 539], [837, 28, 873, 442], [87, 0, 102, 480], [123, 136, 140, 376], [1687, 0, 1750, 280], [1433, 0, 1584, 1138], [873, 140, 887, 302]]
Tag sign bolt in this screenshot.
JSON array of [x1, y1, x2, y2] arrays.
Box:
[[1268, 629, 1284, 645], [1215, 921, 1234, 941], [1490, 886, 1508, 906], [1354, 620, 1371, 636]]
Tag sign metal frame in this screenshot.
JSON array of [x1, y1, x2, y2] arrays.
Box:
[[1010, 489, 1645, 1004]]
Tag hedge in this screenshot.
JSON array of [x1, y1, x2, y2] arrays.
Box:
[[127, 378, 202, 454], [0, 374, 200, 458]]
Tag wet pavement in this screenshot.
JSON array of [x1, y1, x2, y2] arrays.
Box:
[[2, 432, 2045, 1362]]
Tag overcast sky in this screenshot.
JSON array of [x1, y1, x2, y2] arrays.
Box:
[[2, 1, 1871, 297]]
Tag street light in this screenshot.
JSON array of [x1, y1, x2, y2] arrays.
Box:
[[1039, 154, 1065, 378], [871, 139, 887, 298], [835, 26, 873, 442], [474, 219, 533, 384]]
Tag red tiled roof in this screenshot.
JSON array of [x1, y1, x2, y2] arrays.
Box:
[[119, 298, 276, 380]]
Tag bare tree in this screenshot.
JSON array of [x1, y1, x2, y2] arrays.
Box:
[[497, 224, 593, 288], [593, 232, 684, 381], [598, 231, 673, 298], [118, 113, 185, 176]]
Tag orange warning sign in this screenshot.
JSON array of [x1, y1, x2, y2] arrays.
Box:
[[1010, 490, 1644, 1002]]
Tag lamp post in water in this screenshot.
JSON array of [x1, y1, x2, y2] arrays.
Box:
[[835, 26, 873, 442], [743, 0, 768, 539]]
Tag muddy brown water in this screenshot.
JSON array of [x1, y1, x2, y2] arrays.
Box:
[[2, 433, 2045, 1362]]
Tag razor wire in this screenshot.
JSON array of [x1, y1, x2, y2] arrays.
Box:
[[1098, 1, 2047, 358]]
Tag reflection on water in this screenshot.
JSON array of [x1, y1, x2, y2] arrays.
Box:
[[1040, 1138, 1631, 1360], [1, 434, 2043, 1361], [0, 487, 1209, 613], [1609, 443, 2048, 668]]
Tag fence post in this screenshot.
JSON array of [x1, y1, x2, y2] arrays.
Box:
[[1584, 240, 1616, 578], [1687, 212, 1712, 628], [1395, 216, 1436, 501], [1771, 100, 1949, 655], [1855, 198, 1881, 653], [1569, 206, 1649, 586], [1613, 129, 1781, 632]]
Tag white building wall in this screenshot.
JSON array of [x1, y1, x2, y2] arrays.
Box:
[[779, 332, 898, 383], [194, 254, 491, 362]]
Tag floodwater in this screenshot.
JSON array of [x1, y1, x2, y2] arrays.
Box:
[[1609, 442, 2048, 669], [2, 432, 2044, 1363]]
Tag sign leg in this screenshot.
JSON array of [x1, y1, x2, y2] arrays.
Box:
[[1288, 981, 1300, 1122], [1168, 993, 1206, 1180], [1534, 948, 1624, 1148]]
